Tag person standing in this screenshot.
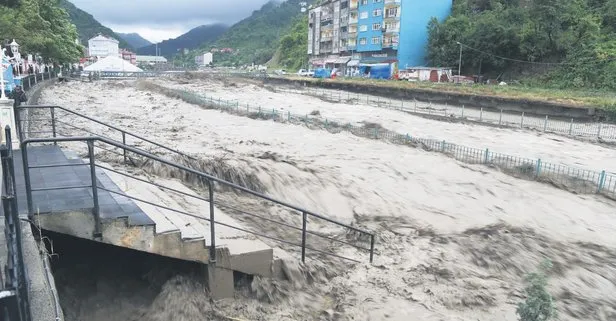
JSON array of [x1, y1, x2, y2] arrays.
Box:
[[10, 85, 27, 108]]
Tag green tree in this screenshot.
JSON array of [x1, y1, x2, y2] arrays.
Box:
[[426, 0, 616, 88], [276, 15, 308, 70], [0, 0, 82, 63]]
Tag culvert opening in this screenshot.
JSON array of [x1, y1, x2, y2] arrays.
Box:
[[43, 230, 245, 321]]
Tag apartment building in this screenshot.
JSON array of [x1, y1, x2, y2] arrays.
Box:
[[308, 0, 452, 74], [87, 35, 120, 58]]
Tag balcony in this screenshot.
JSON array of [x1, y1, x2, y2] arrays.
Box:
[[320, 36, 333, 42], [321, 13, 333, 21], [383, 28, 399, 34], [350, 0, 358, 9], [349, 17, 358, 24], [384, 15, 400, 22], [384, 0, 400, 5]]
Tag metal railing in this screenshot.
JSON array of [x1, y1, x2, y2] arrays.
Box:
[[0, 127, 31, 321], [16, 104, 376, 263], [20, 135, 375, 263], [134, 84, 616, 200], [279, 86, 616, 141], [15, 105, 194, 162], [17, 72, 55, 92]]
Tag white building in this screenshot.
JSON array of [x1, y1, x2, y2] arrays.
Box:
[[195, 52, 213, 66], [87, 35, 120, 58]]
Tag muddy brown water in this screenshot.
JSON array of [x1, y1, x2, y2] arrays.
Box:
[[44, 230, 236, 321]]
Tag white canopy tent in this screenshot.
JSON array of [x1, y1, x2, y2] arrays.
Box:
[[84, 56, 142, 72]]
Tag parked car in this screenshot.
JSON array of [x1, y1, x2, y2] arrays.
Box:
[[297, 69, 314, 77], [274, 69, 287, 75]]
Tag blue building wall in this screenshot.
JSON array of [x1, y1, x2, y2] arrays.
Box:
[[398, 0, 452, 68], [356, 0, 385, 53]]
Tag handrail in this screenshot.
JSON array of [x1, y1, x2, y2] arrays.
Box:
[[16, 105, 195, 160], [1, 127, 31, 321], [96, 163, 368, 252], [21, 136, 376, 263]]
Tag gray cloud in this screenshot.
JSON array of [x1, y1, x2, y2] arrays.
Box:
[[69, 0, 271, 26]]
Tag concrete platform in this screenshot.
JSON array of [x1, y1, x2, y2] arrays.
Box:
[[4, 145, 275, 298]]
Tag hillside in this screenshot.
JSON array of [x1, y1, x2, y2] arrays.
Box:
[[0, 0, 82, 63], [58, 0, 132, 49], [271, 15, 308, 70], [208, 0, 313, 66], [117, 33, 152, 49], [427, 0, 616, 90], [138, 24, 228, 57]]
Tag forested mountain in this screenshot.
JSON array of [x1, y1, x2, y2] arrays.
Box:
[[180, 0, 313, 66], [117, 33, 152, 49], [427, 0, 616, 89], [0, 0, 82, 63], [272, 15, 309, 70], [138, 24, 228, 57], [58, 0, 131, 49]]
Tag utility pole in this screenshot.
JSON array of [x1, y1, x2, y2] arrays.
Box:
[[456, 41, 462, 76]]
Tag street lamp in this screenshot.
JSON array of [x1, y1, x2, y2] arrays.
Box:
[[456, 41, 462, 77], [10, 39, 21, 76]]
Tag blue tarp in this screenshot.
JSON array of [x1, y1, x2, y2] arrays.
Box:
[[313, 68, 332, 79], [359, 64, 391, 79]]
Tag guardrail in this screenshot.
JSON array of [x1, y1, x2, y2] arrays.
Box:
[[0, 127, 31, 321], [16, 105, 194, 161], [21, 136, 375, 263], [278, 86, 616, 141], [138, 84, 616, 200], [18, 72, 56, 92]]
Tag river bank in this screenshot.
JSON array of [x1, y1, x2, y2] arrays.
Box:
[[263, 76, 615, 121]]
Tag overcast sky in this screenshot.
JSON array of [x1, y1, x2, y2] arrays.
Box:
[[68, 0, 272, 43]]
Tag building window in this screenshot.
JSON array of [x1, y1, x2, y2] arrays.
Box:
[[373, 0, 382, 2], [372, 23, 381, 31], [361, 0, 368, 4], [386, 7, 398, 18], [371, 36, 381, 44], [359, 38, 367, 45], [373, 9, 382, 17], [360, 25, 368, 32], [360, 11, 368, 19]]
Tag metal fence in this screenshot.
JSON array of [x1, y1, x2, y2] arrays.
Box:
[[20, 136, 375, 264], [153, 85, 616, 200], [0, 127, 31, 321], [17, 105, 376, 264], [273, 86, 616, 141], [18, 72, 55, 92]]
